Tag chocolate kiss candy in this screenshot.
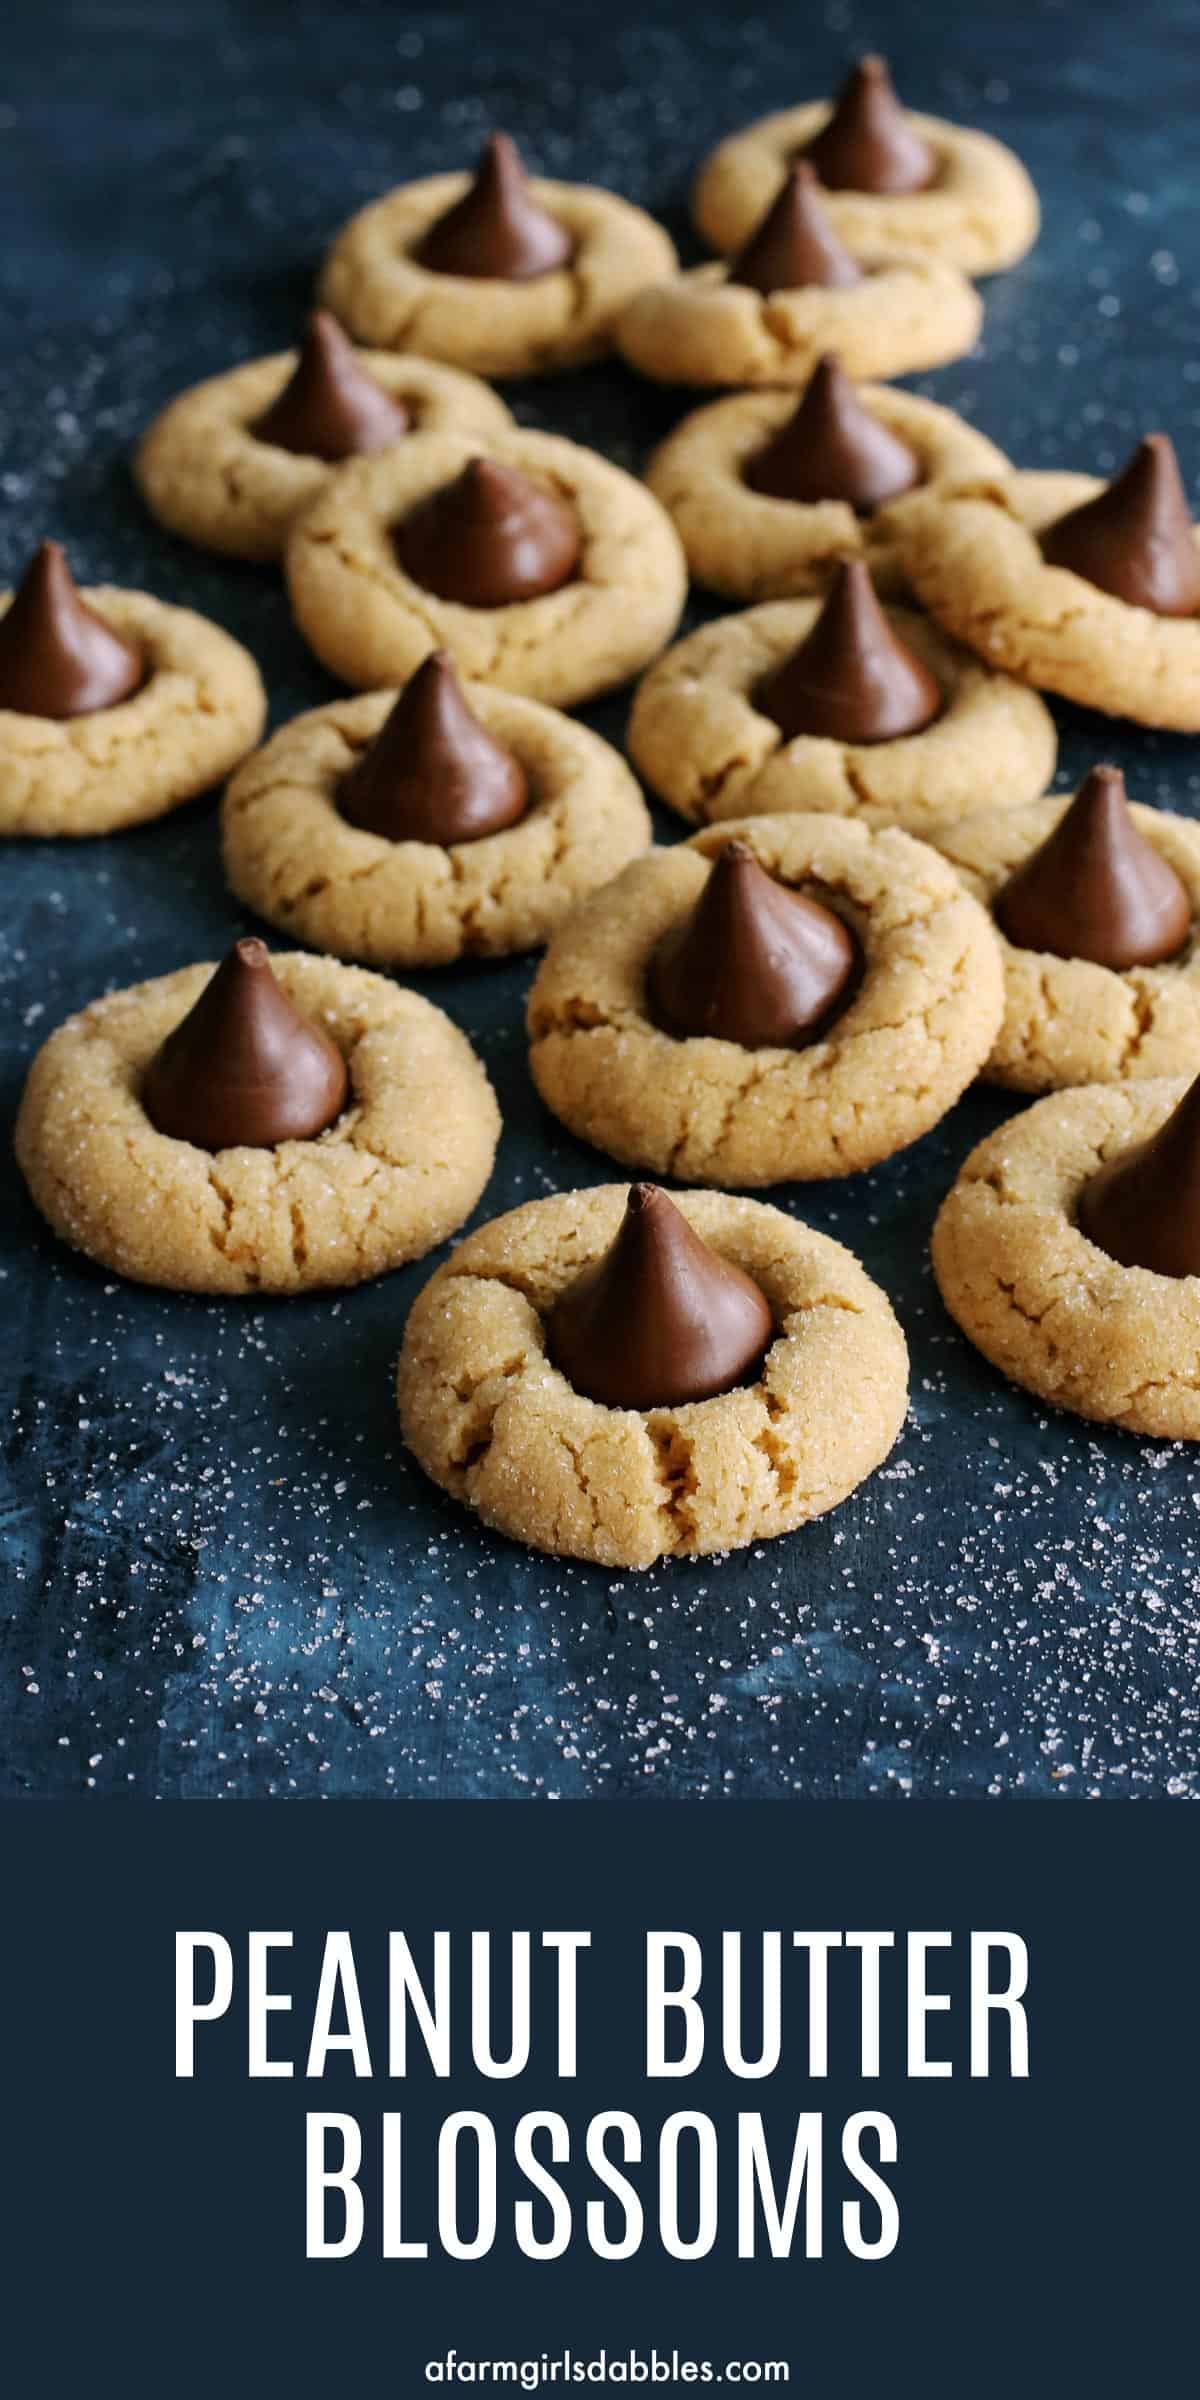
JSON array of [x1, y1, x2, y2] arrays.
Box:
[[417, 131, 573, 280], [1077, 1072, 1200, 1277], [394, 455, 582, 607], [545, 1183, 775, 1409], [756, 555, 941, 743], [1040, 434, 1200, 616], [649, 841, 858, 1049], [744, 353, 921, 510], [731, 162, 862, 295], [995, 764, 1192, 969], [340, 650, 528, 843], [805, 54, 935, 195], [253, 311, 411, 462], [142, 938, 349, 1151], [0, 540, 144, 719]]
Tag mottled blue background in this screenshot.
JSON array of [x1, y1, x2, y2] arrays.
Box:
[[3, 0, 1200, 1799]]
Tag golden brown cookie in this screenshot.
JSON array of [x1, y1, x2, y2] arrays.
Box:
[[645, 382, 1009, 600], [880, 472, 1200, 730], [930, 790, 1200, 1091], [134, 346, 512, 562], [526, 814, 1004, 1185], [616, 250, 981, 387], [0, 588, 266, 837], [627, 596, 1056, 835], [285, 429, 688, 705], [397, 1184, 909, 1566], [319, 173, 676, 376], [932, 1078, 1200, 1438], [15, 953, 500, 1294], [693, 102, 1039, 272], [222, 685, 651, 967]]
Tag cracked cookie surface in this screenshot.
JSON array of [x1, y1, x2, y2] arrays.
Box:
[[135, 349, 512, 561], [933, 1079, 1200, 1437], [397, 1183, 909, 1566], [880, 471, 1200, 729], [627, 596, 1055, 834], [645, 383, 1009, 600], [615, 251, 982, 387], [526, 814, 1004, 1185], [285, 428, 688, 705], [692, 105, 1039, 272], [15, 953, 500, 1294], [319, 176, 677, 375], [930, 792, 1200, 1091], [222, 686, 651, 967], [0, 589, 266, 837]]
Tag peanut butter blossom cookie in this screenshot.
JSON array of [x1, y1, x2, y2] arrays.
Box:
[[319, 131, 677, 376], [223, 651, 651, 968], [931, 765, 1200, 1091], [0, 540, 266, 837], [526, 815, 1003, 1185], [881, 434, 1200, 730], [397, 1181, 908, 1567], [627, 557, 1056, 835], [932, 1071, 1200, 1439], [15, 939, 500, 1294], [693, 53, 1040, 273], [617, 162, 981, 387], [134, 311, 513, 561], [645, 355, 1009, 601], [285, 427, 687, 705]]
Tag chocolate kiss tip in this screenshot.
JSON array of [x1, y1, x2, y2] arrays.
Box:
[[732, 162, 862, 295], [544, 1182, 775, 1411], [0, 539, 144, 720], [805, 53, 935, 196], [339, 648, 528, 845], [393, 453, 581, 608], [995, 764, 1192, 970], [649, 838, 858, 1050], [253, 310, 410, 463], [416, 128, 573, 281], [756, 554, 942, 744], [141, 939, 349, 1153], [744, 353, 920, 510], [1040, 432, 1200, 617], [1077, 1070, 1200, 1278]]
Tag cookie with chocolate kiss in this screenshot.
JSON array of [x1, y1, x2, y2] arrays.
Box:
[[995, 765, 1192, 970], [649, 841, 858, 1049], [253, 312, 411, 462], [1077, 1071, 1200, 1277], [417, 132, 573, 280], [0, 541, 144, 719], [545, 1183, 774, 1410], [339, 651, 528, 844], [731, 162, 863, 295], [756, 555, 941, 742], [394, 456, 582, 607], [1040, 434, 1200, 617], [805, 55, 935, 196], [744, 354, 921, 510], [142, 939, 349, 1151]]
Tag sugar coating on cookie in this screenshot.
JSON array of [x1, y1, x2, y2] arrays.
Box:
[[880, 471, 1200, 731], [397, 1183, 909, 1566], [15, 953, 500, 1294], [526, 814, 1004, 1185], [222, 683, 651, 967], [616, 248, 981, 388], [285, 427, 687, 705], [627, 594, 1055, 834], [932, 1078, 1200, 1438]]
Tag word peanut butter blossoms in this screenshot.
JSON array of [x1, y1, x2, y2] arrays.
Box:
[[176, 1925, 1029, 2265]]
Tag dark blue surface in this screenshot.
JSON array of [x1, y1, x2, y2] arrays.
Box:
[[3, 0, 1200, 1799]]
